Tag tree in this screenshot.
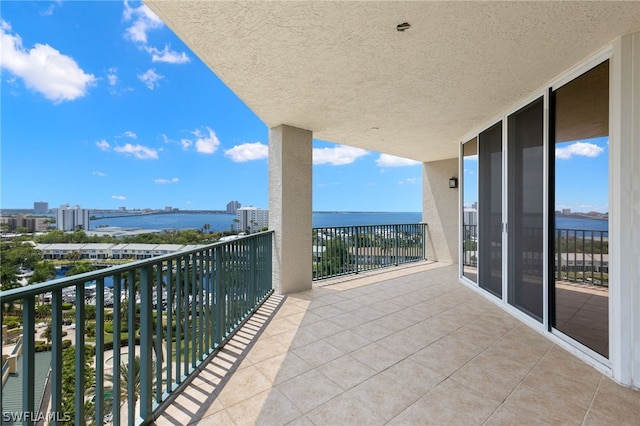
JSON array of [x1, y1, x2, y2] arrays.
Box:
[[29, 261, 56, 285], [202, 223, 211, 234], [65, 262, 95, 277]]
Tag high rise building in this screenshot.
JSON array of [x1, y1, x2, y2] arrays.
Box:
[[236, 207, 268, 233], [33, 201, 49, 214], [226, 200, 241, 214], [56, 204, 90, 231]]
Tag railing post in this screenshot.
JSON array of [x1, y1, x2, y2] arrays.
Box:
[[74, 283, 85, 426], [22, 296, 35, 426], [95, 277, 105, 426], [51, 288, 63, 425], [249, 238, 256, 306], [355, 227, 359, 274], [140, 265, 153, 424]]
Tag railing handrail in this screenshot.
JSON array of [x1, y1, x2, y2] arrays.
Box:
[[0, 230, 274, 302]]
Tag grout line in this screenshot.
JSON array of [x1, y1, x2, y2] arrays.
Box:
[[582, 374, 604, 425]]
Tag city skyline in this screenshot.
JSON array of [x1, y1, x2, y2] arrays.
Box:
[[0, 1, 422, 213]]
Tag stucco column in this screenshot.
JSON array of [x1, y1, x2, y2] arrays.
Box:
[[269, 125, 313, 294], [610, 31, 640, 388], [422, 158, 459, 264]]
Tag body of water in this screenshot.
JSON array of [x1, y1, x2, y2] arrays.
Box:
[[90, 211, 606, 232], [90, 211, 424, 232]]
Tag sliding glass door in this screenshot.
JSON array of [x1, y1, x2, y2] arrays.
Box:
[[551, 60, 609, 358], [478, 123, 503, 298], [507, 98, 544, 322], [463, 59, 610, 361]]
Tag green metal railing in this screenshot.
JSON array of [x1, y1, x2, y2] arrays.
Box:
[[0, 231, 273, 425], [312, 223, 428, 280]]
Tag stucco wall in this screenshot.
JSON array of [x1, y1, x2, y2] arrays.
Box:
[[422, 158, 459, 264]]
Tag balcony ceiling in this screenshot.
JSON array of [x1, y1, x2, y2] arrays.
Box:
[[145, 1, 640, 162]]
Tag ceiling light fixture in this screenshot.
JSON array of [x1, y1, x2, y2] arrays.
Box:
[[397, 22, 411, 32]]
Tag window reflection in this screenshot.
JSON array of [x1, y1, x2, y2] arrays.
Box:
[[462, 138, 478, 283]]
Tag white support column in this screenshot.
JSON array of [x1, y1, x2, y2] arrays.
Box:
[[269, 124, 313, 294], [422, 158, 459, 264], [610, 31, 640, 388]]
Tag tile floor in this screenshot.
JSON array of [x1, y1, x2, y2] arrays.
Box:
[[154, 263, 640, 425]]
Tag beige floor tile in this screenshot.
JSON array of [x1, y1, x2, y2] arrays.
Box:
[[322, 328, 373, 354], [418, 378, 501, 424], [254, 352, 313, 385], [376, 329, 431, 358], [521, 365, 599, 408], [588, 376, 640, 423], [225, 389, 302, 426], [216, 365, 273, 407], [193, 408, 235, 426], [276, 369, 343, 414], [498, 382, 589, 424], [306, 393, 387, 426], [349, 342, 406, 372], [316, 354, 377, 390], [291, 339, 345, 367], [381, 358, 446, 396], [245, 336, 290, 364], [533, 345, 602, 387], [350, 321, 395, 341], [348, 373, 420, 420], [485, 404, 554, 426]]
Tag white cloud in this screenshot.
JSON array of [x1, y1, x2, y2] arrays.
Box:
[[376, 154, 421, 168], [137, 68, 163, 90], [313, 145, 369, 166], [114, 143, 159, 160], [96, 140, 111, 151], [122, 2, 189, 64], [556, 142, 605, 160], [93, 171, 106, 177], [40, 4, 55, 17], [112, 195, 126, 201], [123, 0, 163, 44], [106, 67, 118, 86], [154, 177, 179, 184], [191, 127, 220, 154], [0, 20, 96, 103], [145, 45, 190, 64], [117, 131, 137, 139], [225, 142, 268, 163], [180, 139, 192, 150]]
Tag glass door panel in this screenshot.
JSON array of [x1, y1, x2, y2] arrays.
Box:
[[462, 138, 478, 283], [507, 98, 544, 322], [551, 60, 609, 358], [478, 123, 503, 298]]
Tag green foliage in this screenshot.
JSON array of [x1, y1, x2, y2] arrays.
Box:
[[29, 260, 56, 284], [61, 302, 74, 310], [3, 315, 20, 329], [65, 262, 95, 276], [60, 344, 96, 423]]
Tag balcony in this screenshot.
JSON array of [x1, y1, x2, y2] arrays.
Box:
[[155, 263, 639, 425], [2, 226, 639, 425]]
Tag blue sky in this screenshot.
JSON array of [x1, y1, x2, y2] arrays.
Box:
[[463, 136, 609, 213], [0, 1, 422, 212]]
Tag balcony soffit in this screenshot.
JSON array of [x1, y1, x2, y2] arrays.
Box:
[[145, 1, 640, 162]]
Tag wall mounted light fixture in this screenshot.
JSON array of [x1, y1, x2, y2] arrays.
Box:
[[449, 177, 458, 188]]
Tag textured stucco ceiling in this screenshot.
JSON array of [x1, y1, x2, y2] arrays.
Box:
[[145, 1, 640, 162]]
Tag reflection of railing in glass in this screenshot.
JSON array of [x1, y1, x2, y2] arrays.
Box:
[[555, 228, 608, 286], [462, 224, 478, 267]]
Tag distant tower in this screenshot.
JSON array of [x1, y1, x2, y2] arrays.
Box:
[[236, 207, 268, 233], [226, 200, 241, 214], [56, 204, 90, 231], [33, 201, 49, 214]]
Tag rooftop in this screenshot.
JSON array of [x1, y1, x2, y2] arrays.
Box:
[[155, 263, 640, 425]]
